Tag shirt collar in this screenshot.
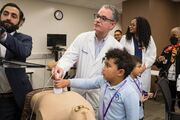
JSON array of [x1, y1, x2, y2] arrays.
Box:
[[105, 79, 127, 90], [10, 31, 16, 35], [94, 33, 109, 42], [129, 75, 138, 82]]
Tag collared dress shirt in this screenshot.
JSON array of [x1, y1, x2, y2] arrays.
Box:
[[94, 36, 106, 58], [0, 32, 14, 93]]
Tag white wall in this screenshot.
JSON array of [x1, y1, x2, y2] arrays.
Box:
[[0, 0, 97, 53], [0, 0, 121, 89], [0, 0, 98, 88]]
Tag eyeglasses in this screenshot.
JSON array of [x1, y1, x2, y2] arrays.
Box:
[[94, 14, 114, 22]]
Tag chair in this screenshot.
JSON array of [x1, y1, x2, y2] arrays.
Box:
[[157, 78, 180, 120]]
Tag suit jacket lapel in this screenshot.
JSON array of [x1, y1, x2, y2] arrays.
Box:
[[5, 32, 18, 59]]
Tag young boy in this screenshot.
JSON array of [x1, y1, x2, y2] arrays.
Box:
[[128, 56, 153, 120], [54, 48, 139, 120]]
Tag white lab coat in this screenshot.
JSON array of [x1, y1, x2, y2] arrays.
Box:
[[120, 35, 157, 92], [57, 31, 122, 112]]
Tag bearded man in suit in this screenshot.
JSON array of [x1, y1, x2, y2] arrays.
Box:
[[0, 3, 32, 120]]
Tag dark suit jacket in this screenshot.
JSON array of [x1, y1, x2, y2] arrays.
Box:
[[1, 32, 33, 110]]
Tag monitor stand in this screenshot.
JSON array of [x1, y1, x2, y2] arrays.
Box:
[[48, 46, 65, 61]]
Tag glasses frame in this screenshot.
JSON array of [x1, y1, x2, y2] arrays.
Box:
[[94, 14, 114, 22]]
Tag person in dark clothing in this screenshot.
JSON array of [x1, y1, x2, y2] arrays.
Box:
[[0, 3, 32, 120], [155, 27, 180, 112]]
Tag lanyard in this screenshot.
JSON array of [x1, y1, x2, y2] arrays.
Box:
[[133, 79, 143, 95], [102, 80, 127, 119]]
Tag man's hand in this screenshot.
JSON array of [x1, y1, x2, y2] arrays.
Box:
[[51, 65, 64, 80], [54, 79, 70, 88]]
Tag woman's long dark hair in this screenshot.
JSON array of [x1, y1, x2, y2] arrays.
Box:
[[126, 16, 152, 49]]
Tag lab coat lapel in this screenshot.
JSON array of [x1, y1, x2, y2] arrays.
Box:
[[87, 35, 96, 60]]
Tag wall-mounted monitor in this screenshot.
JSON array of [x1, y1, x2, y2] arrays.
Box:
[[47, 34, 66, 47]]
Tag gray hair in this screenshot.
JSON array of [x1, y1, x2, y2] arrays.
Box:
[[174, 27, 180, 32], [171, 27, 180, 34], [101, 4, 120, 23]]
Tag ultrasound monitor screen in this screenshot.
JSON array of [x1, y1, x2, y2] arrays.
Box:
[[47, 34, 66, 47]]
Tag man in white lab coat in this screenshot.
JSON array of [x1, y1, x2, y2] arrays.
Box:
[[52, 4, 122, 116]]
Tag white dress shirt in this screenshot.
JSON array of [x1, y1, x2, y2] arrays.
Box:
[[0, 32, 14, 93]]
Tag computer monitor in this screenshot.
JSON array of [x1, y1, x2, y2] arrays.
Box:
[[47, 34, 66, 47]]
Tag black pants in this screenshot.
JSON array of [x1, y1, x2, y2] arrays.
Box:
[[169, 80, 180, 112], [0, 95, 21, 120]]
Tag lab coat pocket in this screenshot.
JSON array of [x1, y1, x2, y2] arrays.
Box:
[[81, 49, 88, 54]]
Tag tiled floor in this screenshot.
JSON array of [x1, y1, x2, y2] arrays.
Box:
[[144, 92, 180, 120], [144, 98, 165, 120]]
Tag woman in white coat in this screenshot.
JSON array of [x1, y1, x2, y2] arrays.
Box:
[[120, 16, 157, 92]]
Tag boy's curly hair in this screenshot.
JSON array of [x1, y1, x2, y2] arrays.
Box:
[[105, 48, 135, 78]]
